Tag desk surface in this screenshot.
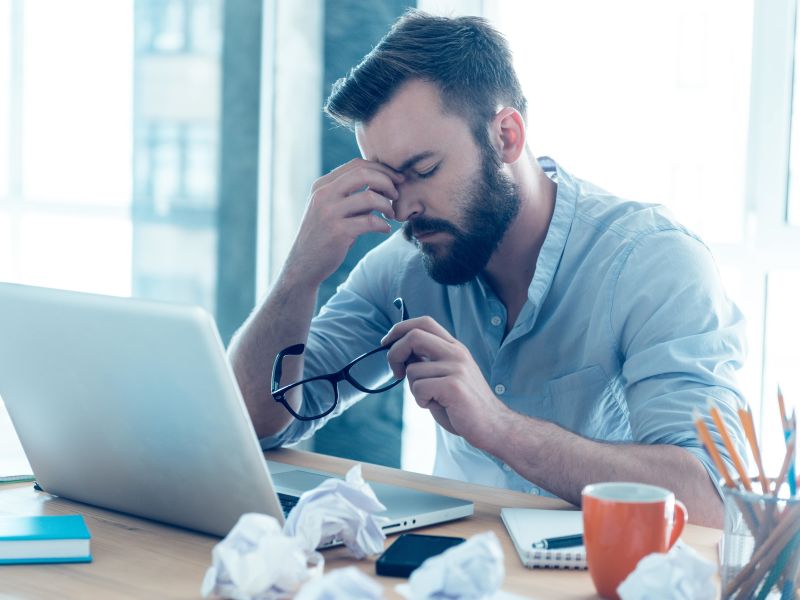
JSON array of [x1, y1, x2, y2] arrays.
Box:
[[0, 448, 721, 599]]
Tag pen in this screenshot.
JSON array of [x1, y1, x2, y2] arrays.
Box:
[[531, 534, 583, 549]]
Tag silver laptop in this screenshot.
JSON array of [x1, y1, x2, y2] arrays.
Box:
[[0, 282, 473, 538]]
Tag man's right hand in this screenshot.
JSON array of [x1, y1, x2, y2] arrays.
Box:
[[283, 159, 404, 287]]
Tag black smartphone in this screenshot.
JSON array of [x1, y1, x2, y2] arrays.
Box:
[[375, 533, 466, 577]]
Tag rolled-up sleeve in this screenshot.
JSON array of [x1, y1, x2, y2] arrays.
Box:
[[610, 228, 748, 495]]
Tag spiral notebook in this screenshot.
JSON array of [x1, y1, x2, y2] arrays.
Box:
[[500, 508, 586, 569]]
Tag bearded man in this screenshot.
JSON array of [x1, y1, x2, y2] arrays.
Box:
[[229, 10, 747, 527]]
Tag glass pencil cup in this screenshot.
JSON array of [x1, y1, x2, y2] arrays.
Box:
[[720, 481, 800, 599]]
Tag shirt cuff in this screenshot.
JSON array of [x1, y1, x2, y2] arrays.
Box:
[[258, 417, 312, 450]]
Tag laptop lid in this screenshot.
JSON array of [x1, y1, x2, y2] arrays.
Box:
[[0, 283, 472, 537]]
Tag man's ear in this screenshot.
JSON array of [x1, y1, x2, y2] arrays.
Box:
[[491, 107, 526, 164]]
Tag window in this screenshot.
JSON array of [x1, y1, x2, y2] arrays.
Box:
[[0, 0, 225, 473], [1, 0, 134, 296], [0, 1, 9, 198], [748, 0, 800, 470], [489, 0, 751, 247], [789, 1, 800, 227]]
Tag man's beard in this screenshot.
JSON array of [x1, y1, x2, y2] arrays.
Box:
[[402, 148, 521, 286]]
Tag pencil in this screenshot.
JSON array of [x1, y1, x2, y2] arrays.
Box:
[[738, 407, 770, 493], [779, 384, 789, 430], [725, 504, 800, 598], [693, 407, 736, 488], [708, 398, 753, 492], [790, 410, 797, 497], [694, 407, 765, 538], [774, 431, 797, 495]]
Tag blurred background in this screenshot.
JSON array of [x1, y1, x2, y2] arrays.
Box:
[[0, 0, 798, 478]]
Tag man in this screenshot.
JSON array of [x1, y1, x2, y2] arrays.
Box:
[[229, 11, 746, 527]]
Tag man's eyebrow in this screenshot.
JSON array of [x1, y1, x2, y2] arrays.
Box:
[[383, 151, 436, 174]]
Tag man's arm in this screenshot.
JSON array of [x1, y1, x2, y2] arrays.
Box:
[[489, 412, 723, 527], [227, 270, 319, 438], [228, 159, 402, 440], [383, 317, 729, 528], [383, 230, 746, 527]]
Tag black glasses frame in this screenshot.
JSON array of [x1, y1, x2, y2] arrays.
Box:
[[271, 298, 409, 421]]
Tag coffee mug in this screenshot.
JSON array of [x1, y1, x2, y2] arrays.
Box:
[[582, 482, 687, 600]]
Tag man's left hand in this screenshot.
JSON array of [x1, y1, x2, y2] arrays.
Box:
[[381, 316, 511, 449]]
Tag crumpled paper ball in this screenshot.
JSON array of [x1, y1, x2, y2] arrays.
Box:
[[400, 531, 505, 600], [201, 512, 323, 600], [617, 542, 717, 600], [294, 566, 384, 600], [283, 464, 389, 558]]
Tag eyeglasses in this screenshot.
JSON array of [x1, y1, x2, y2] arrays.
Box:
[[271, 298, 409, 421]]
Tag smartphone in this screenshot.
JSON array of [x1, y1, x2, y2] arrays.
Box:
[[375, 533, 466, 577]]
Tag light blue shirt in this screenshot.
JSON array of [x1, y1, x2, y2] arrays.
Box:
[[262, 157, 747, 498]]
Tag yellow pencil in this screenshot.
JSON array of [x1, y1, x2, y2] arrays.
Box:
[[778, 384, 789, 431], [708, 398, 753, 492], [693, 407, 736, 488], [738, 407, 770, 493], [774, 431, 797, 495]]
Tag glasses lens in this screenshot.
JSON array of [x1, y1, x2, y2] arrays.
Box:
[[282, 376, 337, 420], [348, 347, 402, 392]]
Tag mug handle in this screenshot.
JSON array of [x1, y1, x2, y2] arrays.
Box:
[[667, 499, 688, 549]]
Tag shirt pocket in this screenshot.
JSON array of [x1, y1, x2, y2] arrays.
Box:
[[546, 365, 620, 436]]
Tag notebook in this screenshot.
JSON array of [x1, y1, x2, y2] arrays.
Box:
[[500, 508, 586, 569], [0, 515, 92, 564]]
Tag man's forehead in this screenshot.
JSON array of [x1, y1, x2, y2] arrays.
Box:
[[354, 79, 465, 168], [356, 126, 436, 172]]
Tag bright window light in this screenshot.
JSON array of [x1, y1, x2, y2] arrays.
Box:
[[762, 271, 800, 472], [0, 0, 9, 198], [491, 0, 752, 246], [18, 213, 132, 296], [21, 0, 132, 206]]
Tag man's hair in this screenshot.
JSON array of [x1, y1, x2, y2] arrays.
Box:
[[324, 10, 527, 144]]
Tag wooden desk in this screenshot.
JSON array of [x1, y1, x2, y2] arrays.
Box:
[[0, 449, 721, 599]]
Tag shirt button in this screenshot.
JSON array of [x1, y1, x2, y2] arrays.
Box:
[[490, 315, 502, 326], [530, 487, 540, 496], [502, 464, 511, 472], [494, 384, 506, 395]]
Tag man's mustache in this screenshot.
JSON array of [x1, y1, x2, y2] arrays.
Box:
[[402, 218, 461, 241]]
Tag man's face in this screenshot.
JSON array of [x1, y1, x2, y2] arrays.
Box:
[[401, 144, 520, 285], [356, 80, 520, 285]]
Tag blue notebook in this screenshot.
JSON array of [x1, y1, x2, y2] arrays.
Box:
[[0, 515, 92, 564]]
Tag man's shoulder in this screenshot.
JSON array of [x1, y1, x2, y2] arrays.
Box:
[[569, 178, 699, 248]]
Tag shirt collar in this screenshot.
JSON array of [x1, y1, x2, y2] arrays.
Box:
[[527, 156, 577, 304], [472, 157, 578, 317]]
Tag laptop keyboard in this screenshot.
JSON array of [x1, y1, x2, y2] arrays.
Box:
[[277, 492, 300, 516]]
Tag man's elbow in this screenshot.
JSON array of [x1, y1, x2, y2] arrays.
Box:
[[682, 453, 725, 528], [687, 488, 723, 528]]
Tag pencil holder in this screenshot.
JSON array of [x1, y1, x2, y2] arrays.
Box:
[[721, 481, 800, 599]]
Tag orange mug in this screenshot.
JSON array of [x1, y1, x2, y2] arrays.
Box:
[[582, 482, 687, 600]]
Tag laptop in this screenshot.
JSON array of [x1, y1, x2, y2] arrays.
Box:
[[0, 282, 473, 538]]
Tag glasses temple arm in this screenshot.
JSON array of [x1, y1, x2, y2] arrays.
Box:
[[272, 343, 306, 392], [393, 297, 409, 321]]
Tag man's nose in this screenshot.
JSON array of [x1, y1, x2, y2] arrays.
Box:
[[393, 182, 423, 222]]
